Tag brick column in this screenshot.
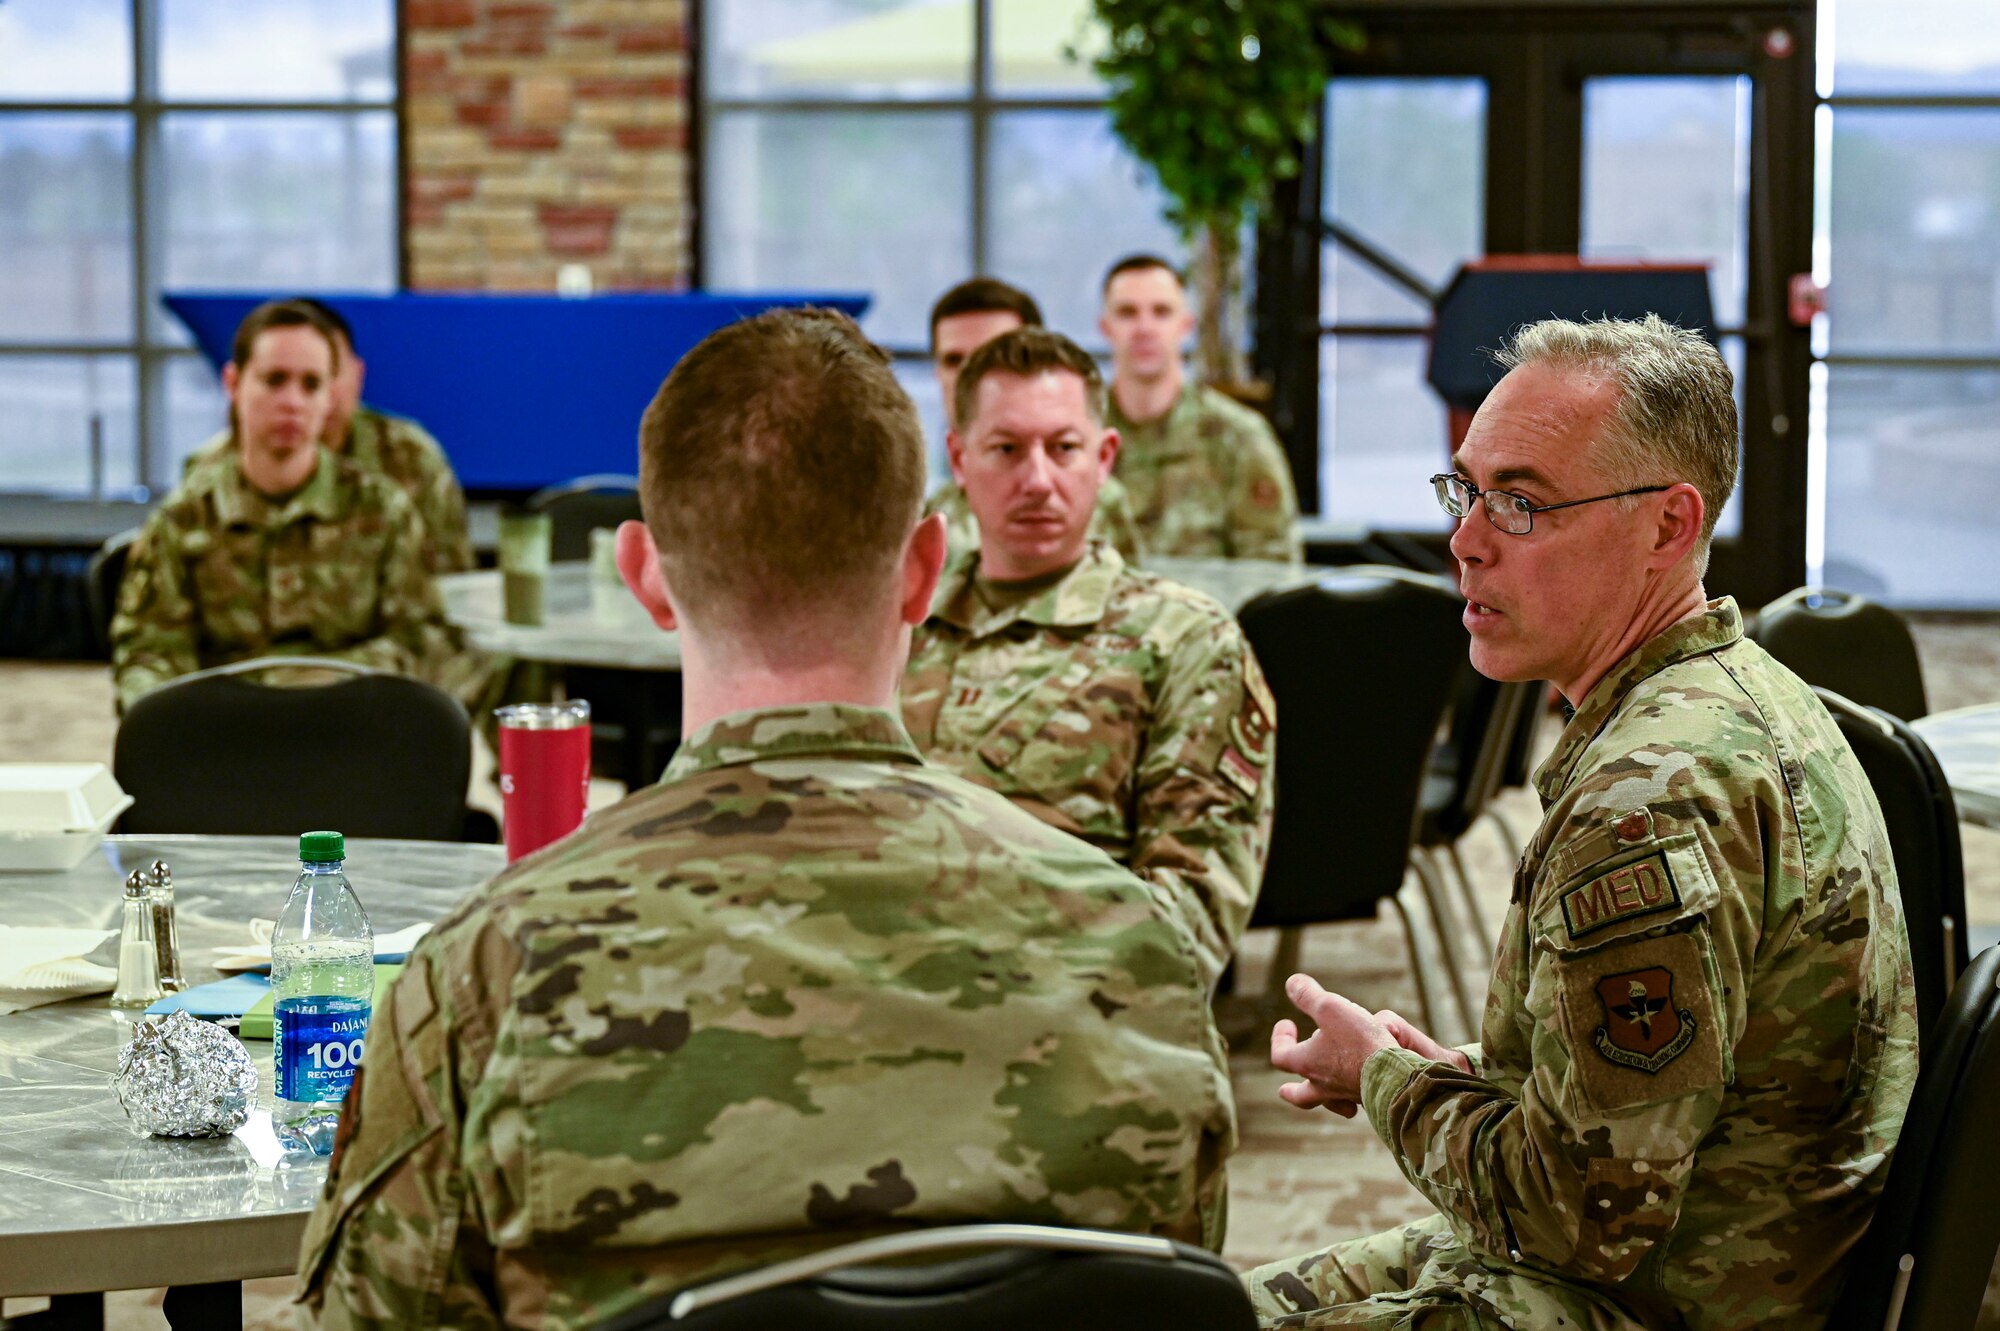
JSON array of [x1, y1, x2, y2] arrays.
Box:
[[403, 0, 693, 292]]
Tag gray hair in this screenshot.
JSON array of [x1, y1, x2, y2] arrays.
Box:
[[1495, 315, 1738, 568]]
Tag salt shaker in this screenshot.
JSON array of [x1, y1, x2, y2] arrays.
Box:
[[148, 859, 186, 993], [109, 869, 163, 1011]]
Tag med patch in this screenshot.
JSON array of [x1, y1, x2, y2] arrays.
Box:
[[1560, 851, 1681, 941]]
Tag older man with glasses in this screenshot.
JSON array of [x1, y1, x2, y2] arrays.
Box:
[[1242, 315, 1917, 1331]]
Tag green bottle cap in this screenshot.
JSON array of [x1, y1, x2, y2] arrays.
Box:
[[299, 830, 345, 863]]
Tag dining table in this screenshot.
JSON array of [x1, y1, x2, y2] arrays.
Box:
[[0, 834, 503, 1326], [1912, 702, 2000, 832], [435, 554, 1338, 673]]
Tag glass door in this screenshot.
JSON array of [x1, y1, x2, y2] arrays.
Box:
[[1259, 2, 1817, 605]]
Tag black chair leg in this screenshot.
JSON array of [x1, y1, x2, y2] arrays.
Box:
[[623, 676, 658, 789], [10, 1295, 105, 1330], [162, 1282, 240, 1330]]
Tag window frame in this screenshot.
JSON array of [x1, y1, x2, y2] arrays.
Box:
[[1804, 11, 2000, 601], [696, 0, 1122, 375], [0, 0, 400, 498]]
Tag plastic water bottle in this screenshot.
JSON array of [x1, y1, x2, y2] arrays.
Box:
[[272, 830, 374, 1155]]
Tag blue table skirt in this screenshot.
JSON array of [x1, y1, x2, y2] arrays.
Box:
[[165, 291, 871, 491]]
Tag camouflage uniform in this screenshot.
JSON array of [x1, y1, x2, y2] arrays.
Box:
[[111, 447, 457, 713], [1107, 384, 1302, 562], [924, 472, 1147, 566], [1245, 599, 1919, 1330], [185, 403, 474, 577], [901, 542, 1276, 987], [189, 410, 497, 713], [296, 703, 1237, 1331]]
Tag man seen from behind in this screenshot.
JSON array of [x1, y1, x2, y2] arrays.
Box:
[[296, 307, 1236, 1331]]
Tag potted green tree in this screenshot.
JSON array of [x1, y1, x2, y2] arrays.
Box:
[[1084, 2, 1358, 387]]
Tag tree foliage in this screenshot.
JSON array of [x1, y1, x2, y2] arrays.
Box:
[[1084, 1, 1359, 382]]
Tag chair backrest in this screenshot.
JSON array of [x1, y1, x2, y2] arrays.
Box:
[[530, 474, 643, 561], [1815, 687, 1968, 1042], [595, 1224, 1256, 1331], [114, 658, 472, 840], [1499, 680, 1546, 790], [1238, 567, 1467, 929], [87, 527, 141, 659], [1754, 587, 1928, 721], [1833, 947, 2000, 1331], [1424, 668, 1540, 843]]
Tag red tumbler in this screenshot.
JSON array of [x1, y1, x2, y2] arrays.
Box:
[[496, 701, 592, 861]]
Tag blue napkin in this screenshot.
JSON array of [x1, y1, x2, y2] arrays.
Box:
[[146, 973, 271, 1020]]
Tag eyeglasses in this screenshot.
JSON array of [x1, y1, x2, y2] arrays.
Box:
[[1429, 473, 1671, 536]]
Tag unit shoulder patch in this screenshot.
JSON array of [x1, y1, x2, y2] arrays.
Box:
[[1557, 929, 1725, 1113], [1590, 966, 1696, 1074], [1217, 664, 1275, 799]]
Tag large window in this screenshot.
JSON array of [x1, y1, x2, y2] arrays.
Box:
[[1816, 0, 2000, 606], [1316, 77, 1485, 529], [700, 0, 1180, 475], [0, 0, 397, 499]]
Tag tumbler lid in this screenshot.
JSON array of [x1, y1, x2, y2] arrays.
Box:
[[495, 700, 592, 730]]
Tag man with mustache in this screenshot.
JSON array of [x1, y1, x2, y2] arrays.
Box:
[[1242, 316, 1916, 1331], [919, 276, 1142, 564], [901, 326, 1276, 986], [111, 300, 454, 712]]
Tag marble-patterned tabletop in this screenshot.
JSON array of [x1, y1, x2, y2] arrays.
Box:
[[440, 562, 682, 670], [0, 835, 503, 1298], [438, 556, 1339, 673], [1913, 702, 2000, 831]]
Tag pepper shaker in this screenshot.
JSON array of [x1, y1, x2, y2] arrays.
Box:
[[110, 869, 163, 1011], [148, 859, 186, 993]]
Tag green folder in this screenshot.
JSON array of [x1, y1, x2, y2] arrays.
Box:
[[240, 964, 403, 1041]]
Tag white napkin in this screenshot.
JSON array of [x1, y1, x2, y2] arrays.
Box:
[[0, 925, 117, 1014], [213, 918, 432, 973]]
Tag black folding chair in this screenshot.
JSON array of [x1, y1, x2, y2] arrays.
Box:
[[114, 658, 480, 841], [1816, 688, 1968, 1043], [1754, 587, 1928, 721], [1831, 947, 2000, 1331], [529, 473, 644, 561], [529, 475, 679, 787], [595, 1224, 1254, 1331], [87, 527, 141, 660], [1412, 670, 1542, 1003], [1236, 567, 1470, 1037]]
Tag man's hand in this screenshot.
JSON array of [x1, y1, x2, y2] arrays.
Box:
[[1270, 974, 1399, 1117], [1374, 1009, 1474, 1074]]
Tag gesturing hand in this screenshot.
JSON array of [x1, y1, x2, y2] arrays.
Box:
[[1269, 974, 1399, 1117], [1374, 1008, 1473, 1074]]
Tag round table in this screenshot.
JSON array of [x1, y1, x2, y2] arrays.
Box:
[[0, 835, 503, 1304], [436, 556, 1335, 673], [439, 564, 682, 669], [1912, 702, 2000, 831]]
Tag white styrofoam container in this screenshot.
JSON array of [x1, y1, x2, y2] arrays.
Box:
[[0, 764, 133, 833], [0, 820, 119, 872]]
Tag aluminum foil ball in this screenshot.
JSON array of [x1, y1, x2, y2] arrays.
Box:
[[114, 1010, 259, 1137]]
